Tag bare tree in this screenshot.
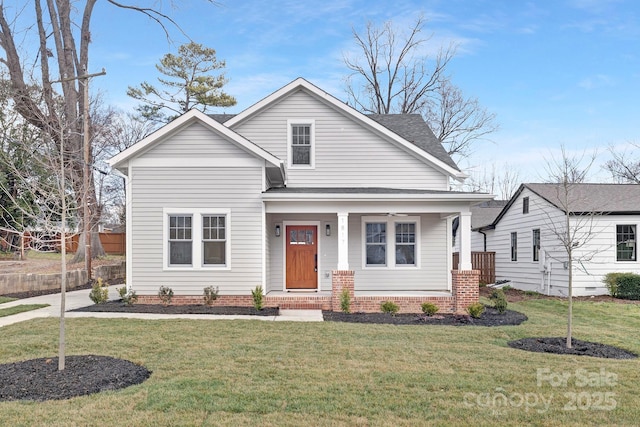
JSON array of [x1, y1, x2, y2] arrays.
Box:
[[541, 147, 600, 349], [464, 162, 520, 199], [0, 1, 215, 262], [343, 17, 497, 159], [605, 142, 640, 183]]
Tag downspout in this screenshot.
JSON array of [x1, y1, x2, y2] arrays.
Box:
[[479, 230, 487, 252]]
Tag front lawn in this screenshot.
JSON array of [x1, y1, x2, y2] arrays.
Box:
[[1, 299, 639, 426], [0, 304, 49, 318]]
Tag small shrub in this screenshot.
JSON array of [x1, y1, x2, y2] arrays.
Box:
[[380, 300, 399, 315], [501, 285, 513, 291], [466, 302, 485, 319], [421, 302, 439, 316], [118, 286, 138, 306], [203, 286, 220, 306], [478, 281, 488, 288], [614, 273, 640, 300], [89, 278, 109, 304], [158, 285, 174, 306], [251, 285, 264, 310], [602, 272, 629, 297], [488, 289, 508, 314], [340, 288, 351, 313]]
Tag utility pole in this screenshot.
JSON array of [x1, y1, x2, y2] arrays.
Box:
[[54, 68, 106, 280]]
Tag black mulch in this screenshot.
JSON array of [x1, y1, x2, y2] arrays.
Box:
[[0, 355, 151, 402], [322, 306, 527, 326], [72, 300, 279, 316], [1, 277, 123, 299], [508, 337, 637, 359]]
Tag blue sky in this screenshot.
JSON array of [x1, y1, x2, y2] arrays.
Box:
[[89, 0, 639, 186]]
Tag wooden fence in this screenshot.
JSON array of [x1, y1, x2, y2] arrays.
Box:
[[68, 233, 125, 255], [452, 251, 495, 285]]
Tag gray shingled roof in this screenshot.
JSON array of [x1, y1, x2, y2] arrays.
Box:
[[470, 200, 508, 229], [209, 113, 458, 171], [525, 183, 640, 213], [366, 114, 459, 170]]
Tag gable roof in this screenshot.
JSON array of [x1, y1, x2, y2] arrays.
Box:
[[224, 77, 465, 180], [469, 200, 509, 229], [482, 183, 640, 230], [108, 109, 285, 182]]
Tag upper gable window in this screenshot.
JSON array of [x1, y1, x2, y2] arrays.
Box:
[[523, 197, 530, 214], [288, 120, 315, 168]]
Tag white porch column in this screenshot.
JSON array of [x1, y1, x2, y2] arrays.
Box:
[[458, 212, 473, 271], [337, 211, 349, 270]]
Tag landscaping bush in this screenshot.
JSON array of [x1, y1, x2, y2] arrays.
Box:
[[252, 285, 264, 310], [421, 302, 439, 316], [602, 272, 636, 298], [466, 302, 485, 319], [89, 278, 109, 304], [488, 289, 508, 314], [340, 288, 351, 313], [158, 286, 174, 306], [380, 301, 399, 315], [612, 273, 640, 300], [118, 286, 138, 306], [203, 286, 219, 306]]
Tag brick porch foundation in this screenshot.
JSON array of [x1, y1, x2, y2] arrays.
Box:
[[135, 269, 479, 314]]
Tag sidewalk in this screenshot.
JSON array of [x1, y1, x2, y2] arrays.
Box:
[[0, 286, 324, 328]]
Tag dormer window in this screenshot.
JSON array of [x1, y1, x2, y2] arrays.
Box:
[[288, 120, 315, 168]]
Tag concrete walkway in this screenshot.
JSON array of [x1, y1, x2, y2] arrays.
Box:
[[0, 286, 324, 328]]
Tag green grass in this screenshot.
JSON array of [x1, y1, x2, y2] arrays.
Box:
[[0, 304, 49, 317], [1, 300, 640, 426], [0, 296, 18, 304]]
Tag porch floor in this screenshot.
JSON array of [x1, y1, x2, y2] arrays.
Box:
[[266, 290, 452, 297]]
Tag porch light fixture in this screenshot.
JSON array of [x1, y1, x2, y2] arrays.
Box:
[[326, 224, 331, 236], [275, 225, 281, 237]]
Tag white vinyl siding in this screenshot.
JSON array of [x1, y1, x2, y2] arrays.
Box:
[[488, 188, 640, 296], [232, 90, 449, 190], [129, 166, 264, 295]]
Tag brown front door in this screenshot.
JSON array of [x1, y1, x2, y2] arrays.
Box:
[[286, 225, 318, 289]]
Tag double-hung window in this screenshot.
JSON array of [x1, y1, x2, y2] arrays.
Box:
[[532, 229, 540, 262], [363, 217, 419, 268], [165, 209, 230, 269], [616, 224, 636, 261], [288, 120, 315, 168], [203, 215, 226, 265], [169, 215, 192, 266]]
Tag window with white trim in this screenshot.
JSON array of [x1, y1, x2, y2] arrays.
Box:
[[288, 120, 315, 168], [169, 215, 192, 266], [616, 224, 636, 261], [532, 229, 540, 262], [164, 209, 230, 269], [363, 217, 419, 268], [511, 232, 518, 262], [202, 215, 226, 265]]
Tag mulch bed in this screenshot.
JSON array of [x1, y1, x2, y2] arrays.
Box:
[[0, 355, 151, 402], [323, 306, 527, 326], [508, 337, 637, 359], [72, 300, 279, 316]]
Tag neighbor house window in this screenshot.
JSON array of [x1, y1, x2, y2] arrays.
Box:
[[532, 229, 540, 262], [365, 222, 387, 266], [363, 217, 420, 268], [523, 197, 529, 214], [169, 215, 193, 266], [395, 223, 416, 265], [202, 215, 226, 265], [288, 121, 315, 167], [616, 224, 636, 261], [511, 232, 518, 261]]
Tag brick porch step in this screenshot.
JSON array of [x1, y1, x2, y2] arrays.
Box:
[[278, 302, 325, 310]]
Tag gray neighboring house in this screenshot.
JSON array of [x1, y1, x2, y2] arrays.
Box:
[[474, 183, 640, 296], [108, 78, 492, 312]]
